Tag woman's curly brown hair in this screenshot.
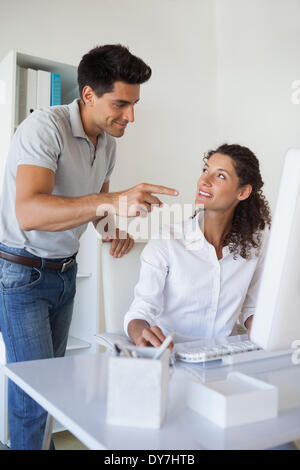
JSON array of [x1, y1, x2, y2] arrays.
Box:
[[200, 143, 271, 260]]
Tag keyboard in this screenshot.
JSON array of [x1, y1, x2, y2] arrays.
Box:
[[175, 337, 292, 364]]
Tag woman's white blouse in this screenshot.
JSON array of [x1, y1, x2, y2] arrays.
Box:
[[124, 212, 269, 343]]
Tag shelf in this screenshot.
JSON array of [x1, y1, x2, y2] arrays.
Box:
[[16, 51, 78, 105], [66, 336, 91, 352], [53, 420, 65, 434], [1, 334, 91, 358], [76, 272, 92, 279]]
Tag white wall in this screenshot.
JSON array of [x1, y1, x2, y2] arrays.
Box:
[[215, 0, 300, 210], [0, 0, 218, 211], [1, 0, 299, 208]]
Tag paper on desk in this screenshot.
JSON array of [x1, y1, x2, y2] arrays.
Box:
[[94, 332, 134, 351]]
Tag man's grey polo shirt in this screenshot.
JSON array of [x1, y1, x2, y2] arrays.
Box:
[[0, 99, 116, 258]]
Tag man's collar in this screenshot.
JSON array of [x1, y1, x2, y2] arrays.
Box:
[[68, 99, 89, 139]]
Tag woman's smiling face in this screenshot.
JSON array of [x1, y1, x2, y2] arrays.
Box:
[[195, 153, 251, 212]]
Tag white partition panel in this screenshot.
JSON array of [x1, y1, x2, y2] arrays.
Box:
[[0, 50, 16, 188]]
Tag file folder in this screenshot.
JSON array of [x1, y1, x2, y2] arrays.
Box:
[[51, 73, 61, 106], [27, 68, 37, 115], [16, 66, 37, 125], [37, 69, 51, 109]]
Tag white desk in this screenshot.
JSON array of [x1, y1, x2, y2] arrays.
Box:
[[4, 353, 300, 450]]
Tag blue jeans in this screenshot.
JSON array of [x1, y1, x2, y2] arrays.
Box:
[[0, 243, 77, 450]]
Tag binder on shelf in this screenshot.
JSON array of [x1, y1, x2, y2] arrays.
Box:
[[36, 69, 51, 109], [51, 73, 61, 106], [15, 66, 37, 125], [15, 66, 23, 126], [27, 68, 37, 115]]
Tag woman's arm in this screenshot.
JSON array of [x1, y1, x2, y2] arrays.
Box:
[[123, 240, 170, 347], [240, 229, 269, 336]]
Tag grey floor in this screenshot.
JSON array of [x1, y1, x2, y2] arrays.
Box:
[[0, 431, 88, 450]]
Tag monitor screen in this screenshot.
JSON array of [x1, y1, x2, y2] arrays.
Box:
[[250, 148, 300, 350]]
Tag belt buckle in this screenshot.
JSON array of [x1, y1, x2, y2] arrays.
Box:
[[61, 258, 74, 273]]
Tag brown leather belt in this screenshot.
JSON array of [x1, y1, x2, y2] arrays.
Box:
[[0, 250, 76, 273]]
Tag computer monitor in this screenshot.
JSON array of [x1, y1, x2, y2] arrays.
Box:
[[250, 148, 300, 350]]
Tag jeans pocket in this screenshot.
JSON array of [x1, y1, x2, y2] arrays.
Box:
[[0, 260, 42, 293]]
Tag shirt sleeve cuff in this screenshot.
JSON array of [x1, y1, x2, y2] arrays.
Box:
[[239, 309, 255, 329], [17, 160, 57, 173]]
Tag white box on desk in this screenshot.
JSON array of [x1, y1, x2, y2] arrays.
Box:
[[106, 348, 170, 429], [187, 372, 278, 428]]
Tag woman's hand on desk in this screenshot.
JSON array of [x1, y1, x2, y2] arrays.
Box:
[[128, 319, 174, 352]]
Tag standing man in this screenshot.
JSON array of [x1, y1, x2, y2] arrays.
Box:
[[0, 44, 178, 450]]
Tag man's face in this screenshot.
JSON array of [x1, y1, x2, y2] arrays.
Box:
[[89, 81, 140, 137]]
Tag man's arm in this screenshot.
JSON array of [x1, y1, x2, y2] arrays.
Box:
[[15, 165, 112, 232], [92, 180, 112, 231], [15, 165, 179, 232], [94, 181, 135, 258]]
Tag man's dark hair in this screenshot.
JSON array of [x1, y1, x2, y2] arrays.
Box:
[[77, 44, 152, 99]]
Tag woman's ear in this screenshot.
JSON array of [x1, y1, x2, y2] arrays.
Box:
[[238, 184, 252, 201]]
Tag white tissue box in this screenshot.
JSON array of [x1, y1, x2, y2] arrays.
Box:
[[187, 372, 278, 428], [106, 348, 170, 428]]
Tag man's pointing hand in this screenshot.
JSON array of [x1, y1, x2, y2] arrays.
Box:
[[96, 183, 179, 217]]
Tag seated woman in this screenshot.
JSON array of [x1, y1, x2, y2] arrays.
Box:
[[124, 143, 271, 350]]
